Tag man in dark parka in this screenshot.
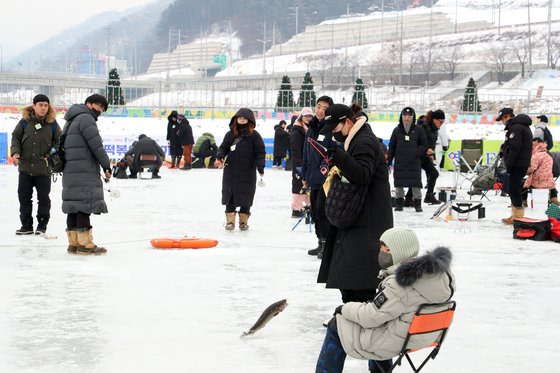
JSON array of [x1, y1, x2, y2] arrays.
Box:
[[216, 108, 266, 231], [62, 94, 111, 255], [177, 115, 194, 170], [126, 134, 166, 179], [387, 107, 428, 212], [10, 94, 61, 235], [273, 120, 290, 168], [317, 104, 394, 304]]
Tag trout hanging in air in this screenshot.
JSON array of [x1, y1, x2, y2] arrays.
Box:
[[241, 299, 288, 337]]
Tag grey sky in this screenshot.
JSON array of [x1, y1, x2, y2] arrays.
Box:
[[0, 0, 154, 60]]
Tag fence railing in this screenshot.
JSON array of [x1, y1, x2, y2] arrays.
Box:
[[0, 79, 559, 116]]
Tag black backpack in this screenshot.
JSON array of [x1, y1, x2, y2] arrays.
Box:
[[544, 127, 554, 151]]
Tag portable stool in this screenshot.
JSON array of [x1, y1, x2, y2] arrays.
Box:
[[139, 154, 158, 179], [374, 301, 456, 373]]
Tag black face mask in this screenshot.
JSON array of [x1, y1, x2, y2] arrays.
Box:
[[91, 108, 101, 119], [333, 131, 347, 143], [378, 251, 393, 269]]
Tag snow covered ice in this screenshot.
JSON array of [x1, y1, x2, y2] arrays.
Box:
[[1, 163, 559, 372]]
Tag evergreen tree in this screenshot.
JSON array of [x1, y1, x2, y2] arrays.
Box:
[[351, 78, 368, 109], [276, 75, 295, 110], [107, 68, 125, 106], [298, 72, 317, 108], [461, 77, 481, 112]]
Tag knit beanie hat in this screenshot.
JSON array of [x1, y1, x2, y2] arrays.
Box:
[[33, 94, 50, 104], [380, 228, 420, 265], [432, 109, 445, 120]]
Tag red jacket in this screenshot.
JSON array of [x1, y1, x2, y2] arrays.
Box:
[[524, 142, 555, 189]]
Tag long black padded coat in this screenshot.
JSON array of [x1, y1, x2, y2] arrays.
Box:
[[61, 104, 111, 215], [317, 117, 394, 290], [387, 110, 428, 188], [290, 122, 307, 194], [503, 114, 533, 171], [216, 108, 266, 208]]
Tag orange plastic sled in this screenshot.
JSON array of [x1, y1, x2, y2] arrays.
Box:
[[150, 237, 219, 249]]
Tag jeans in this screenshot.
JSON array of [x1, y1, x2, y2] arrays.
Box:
[[316, 318, 392, 373]]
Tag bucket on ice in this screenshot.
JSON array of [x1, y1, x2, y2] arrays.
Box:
[[526, 189, 549, 220]]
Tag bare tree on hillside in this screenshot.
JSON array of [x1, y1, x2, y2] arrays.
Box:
[[405, 44, 421, 84], [378, 44, 400, 85], [414, 43, 435, 85], [310, 56, 334, 86], [365, 56, 378, 84], [548, 34, 560, 69], [437, 45, 463, 80], [486, 42, 513, 84], [510, 35, 530, 78]]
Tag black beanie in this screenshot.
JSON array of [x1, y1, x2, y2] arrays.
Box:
[[33, 94, 50, 105], [432, 109, 445, 120]]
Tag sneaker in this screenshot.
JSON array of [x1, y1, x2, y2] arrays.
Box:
[[15, 227, 34, 235]]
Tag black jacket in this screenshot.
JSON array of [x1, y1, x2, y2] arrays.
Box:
[[290, 123, 306, 169], [177, 121, 194, 146], [503, 114, 533, 171], [126, 136, 165, 167], [166, 118, 182, 156], [388, 110, 428, 188], [420, 118, 439, 152], [273, 125, 290, 158], [318, 120, 394, 290], [217, 108, 266, 208]]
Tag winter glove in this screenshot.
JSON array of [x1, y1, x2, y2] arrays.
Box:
[[333, 305, 343, 316]]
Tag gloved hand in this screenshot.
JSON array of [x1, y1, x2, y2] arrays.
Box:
[[333, 304, 343, 316], [326, 147, 339, 159]]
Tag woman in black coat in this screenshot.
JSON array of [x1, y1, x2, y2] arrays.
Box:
[[317, 104, 394, 304], [166, 110, 182, 168], [177, 115, 194, 170], [387, 107, 427, 212], [290, 109, 313, 217], [273, 120, 290, 168], [215, 108, 266, 231]]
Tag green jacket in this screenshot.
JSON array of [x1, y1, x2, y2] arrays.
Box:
[[193, 132, 216, 153], [10, 105, 62, 176]]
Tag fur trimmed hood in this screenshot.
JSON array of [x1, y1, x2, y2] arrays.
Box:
[[21, 105, 57, 124], [396, 247, 452, 287]]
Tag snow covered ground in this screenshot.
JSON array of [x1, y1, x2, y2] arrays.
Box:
[[0, 163, 559, 372]]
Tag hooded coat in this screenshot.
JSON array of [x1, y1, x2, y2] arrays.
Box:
[[166, 111, 182, 156], [177, 119, 194, 146], [273, 124, 290, 158], [10, 105, 61, 176], [317, 116, 394, 290], [524, 142, 555, 189], [216, 108, 266, 208], [336, 247, 456, 361], [503, 114, 533, 171], [387, 108, 428, 188], [61, 104, 111, 215], [290, 119, 308, 193]]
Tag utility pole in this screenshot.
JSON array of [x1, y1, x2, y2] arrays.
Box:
[[527, 0, 533, 74], [257, 19, 271, 112], [547, 0, 553, 68], [399, 6, 404, 86], [455, 0, 458, 33], [346, 2, 350, 60], [381, 0, 385, 50], [330, 21, 334, 83], [428, 0, 433, 85], [229, 20, 234, 67], [272, 21, 276, 76], [289, 6, 299, 56], [107, 27, 111, 78], [498, 0, 502, 35]]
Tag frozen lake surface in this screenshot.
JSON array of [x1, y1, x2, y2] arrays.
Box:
[[0, 166, 558, 372]]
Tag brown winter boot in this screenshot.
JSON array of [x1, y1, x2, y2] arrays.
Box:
[[76, 228, 107, 255], [225, 212, 236, 231], [551, 197, 560, 206], [502, 206, 524, 225], [239, 213, 250, 231], [522, 200, 528, 208], [66, 229, 79, 254]]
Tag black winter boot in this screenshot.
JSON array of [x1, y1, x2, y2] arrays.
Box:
[[129, 171, 137, 179], [35, 216, 49, 235], [394, 198, 404, 211], [308, 239, 325, 256], [152, 168, 161, 179], [16, 216, 34, 235], [414, 199, 423, 212], [170, 156, 176, 168], [423, 192, 441, 205]]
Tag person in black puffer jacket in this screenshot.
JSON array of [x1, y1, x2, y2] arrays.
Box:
[[273, 120, 290, 168], [290, 107, 313, 217], [501, 114, 533, 224], [387, 107, 428, 212], [419, 109, 445, 204], [177, 115, 194, 170], [215, 108, 266, 231], [166, 110, 182, 168], [317, 104, 393, 307]]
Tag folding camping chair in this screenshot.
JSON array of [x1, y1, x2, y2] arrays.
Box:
[[138, 154, 158, 179], [454, 140, 483, 189], [375, 301, 456, 373]]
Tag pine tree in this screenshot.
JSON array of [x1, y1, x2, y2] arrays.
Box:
[[298, 72, 317, 108], [276, 75, 295, 110], [461, 77, 481, 112], [107, 68, 125, 106], [351, 78, 368, 109]]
